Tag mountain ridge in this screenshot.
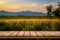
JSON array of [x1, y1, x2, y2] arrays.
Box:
[[0, 10, 47, 16]]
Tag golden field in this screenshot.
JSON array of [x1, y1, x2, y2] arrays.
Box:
[[0, 19, 60, 23], [0, 19, 60, 31]]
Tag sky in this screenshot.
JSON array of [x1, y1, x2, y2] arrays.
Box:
[[0, 0, 60, 13]]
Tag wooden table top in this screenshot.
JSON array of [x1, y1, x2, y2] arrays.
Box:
[[0, 31, 60, 38]]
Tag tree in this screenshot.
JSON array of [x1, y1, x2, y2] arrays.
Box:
[[58, 2, 60, 8], [46, 5, 53, 18], [46, 2, 60, 19], [53, 2, 60, 18]]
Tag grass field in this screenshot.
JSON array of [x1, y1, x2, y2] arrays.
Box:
[[0, 16, 58, 19], [0, 19, 60, 31]]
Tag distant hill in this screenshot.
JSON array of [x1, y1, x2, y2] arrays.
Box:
[[0, 10, 47, 16]]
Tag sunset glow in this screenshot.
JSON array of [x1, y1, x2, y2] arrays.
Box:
[[0, 0, 60, 13]]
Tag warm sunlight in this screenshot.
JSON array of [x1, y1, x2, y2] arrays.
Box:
[[0, 0, 59, 13]]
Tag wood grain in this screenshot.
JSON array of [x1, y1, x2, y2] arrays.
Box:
[[0, 31, 60, 38]]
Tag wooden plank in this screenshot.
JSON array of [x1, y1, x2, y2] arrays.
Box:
[[0, 31, 60, 38], [30, 31, 36, 37], [0, 31, 9, 36], [17, 31, 24, 36], [47, 32, 58, 36], [54, 32, 60, 36], [47, 31, 60, 36], [10, 31, 19, 36], [40, 31, 53, 36], [0, 31, 5, 35], [35, 31, 44, 36], [24, 31, 30, 36], [2, 31, 14, 36], [0, 31, 4, 33]]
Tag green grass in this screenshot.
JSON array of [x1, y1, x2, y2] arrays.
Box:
[[0, 16, 58, 19], [0, 21, 60, 31]]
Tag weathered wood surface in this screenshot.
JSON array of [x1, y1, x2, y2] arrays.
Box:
[[0, 31, 60, 38]]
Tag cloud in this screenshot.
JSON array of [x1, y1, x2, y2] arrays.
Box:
[[0, 0, 59, 13], [28, 3, 38, 7]]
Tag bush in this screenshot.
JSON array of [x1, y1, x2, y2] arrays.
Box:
[[0, 20, 60, 31]]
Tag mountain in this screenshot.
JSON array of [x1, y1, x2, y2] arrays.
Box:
[[0, 10, 47, 16]]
